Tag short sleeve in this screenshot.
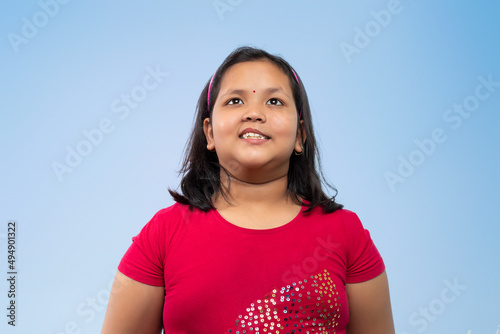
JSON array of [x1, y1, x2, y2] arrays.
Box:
[[345, 212, 385, 283], [118, 211, 166, 286]]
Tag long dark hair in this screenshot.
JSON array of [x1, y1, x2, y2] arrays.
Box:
[[169, 46, 343, 213]]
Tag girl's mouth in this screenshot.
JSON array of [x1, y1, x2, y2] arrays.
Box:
[[241, 132, 269, 140]]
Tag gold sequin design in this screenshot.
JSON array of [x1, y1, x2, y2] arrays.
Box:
[[226, 269, 341, 334]]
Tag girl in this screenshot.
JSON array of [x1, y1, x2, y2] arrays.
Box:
[[102, 47, 395, 334]]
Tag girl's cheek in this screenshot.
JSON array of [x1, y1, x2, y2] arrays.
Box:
[[213, 121, 237, 139], [271, 118, 295, 133], [217, 120, 233, 132]]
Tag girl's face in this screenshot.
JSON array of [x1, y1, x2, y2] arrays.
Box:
[[203, 60, 305, 182]]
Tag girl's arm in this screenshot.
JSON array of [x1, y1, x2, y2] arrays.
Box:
[[101, 271, 164, 334], [346, 270, 395, 334]]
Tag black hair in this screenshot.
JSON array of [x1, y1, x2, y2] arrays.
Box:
[[169, 46, 343, 213]]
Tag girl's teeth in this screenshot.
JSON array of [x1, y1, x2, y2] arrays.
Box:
[[243, 132, 267, 139]]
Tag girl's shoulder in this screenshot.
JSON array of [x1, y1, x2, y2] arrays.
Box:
[[153, 201, 190, 218], [147, 202, 213, 227], [304, 204, 358, 221], [303, 205, 368, 233]]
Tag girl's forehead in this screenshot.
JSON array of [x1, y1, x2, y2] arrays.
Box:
[[219, 60, 291, 90]]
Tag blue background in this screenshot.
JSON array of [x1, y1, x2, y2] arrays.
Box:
[[1, 0, 499, 333]]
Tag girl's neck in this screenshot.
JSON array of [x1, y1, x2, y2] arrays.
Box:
[[213, 170, 302, 230], [214, 170, 295, 210]]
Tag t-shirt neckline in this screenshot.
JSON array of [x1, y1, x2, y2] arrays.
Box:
[[211, 201, 307, 234]]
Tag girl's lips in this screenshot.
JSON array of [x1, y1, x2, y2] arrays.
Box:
[[240, 136, 269, 145], [239, 128, 270, 139], [241, 132, 270, 140]]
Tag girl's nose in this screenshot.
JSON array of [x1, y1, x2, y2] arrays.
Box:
[[242, 105, 266, 122]]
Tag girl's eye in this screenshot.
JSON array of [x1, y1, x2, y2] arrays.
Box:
[[227, 98, 243, 105], [267, 98, 283, 106]]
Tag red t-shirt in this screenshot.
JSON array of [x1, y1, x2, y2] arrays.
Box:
[[118, 202, 385, 333]]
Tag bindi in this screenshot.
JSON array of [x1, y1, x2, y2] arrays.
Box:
[[253, 90, 256, 93]]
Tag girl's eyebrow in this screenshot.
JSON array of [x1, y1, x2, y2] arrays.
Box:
[[220, 89, 246, 97], [263, 87, 293, 100], [219, 87, 292, 99]]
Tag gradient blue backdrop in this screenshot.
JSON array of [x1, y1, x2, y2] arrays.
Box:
[[1, 1, 499, 333]]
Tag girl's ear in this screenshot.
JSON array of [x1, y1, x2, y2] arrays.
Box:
[[203, 118, 215, 151], [294, 120, 306, 153]]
